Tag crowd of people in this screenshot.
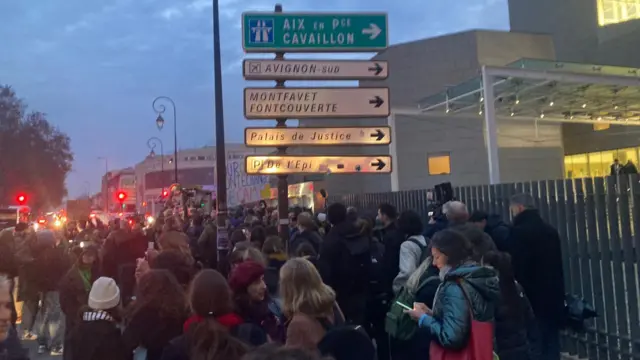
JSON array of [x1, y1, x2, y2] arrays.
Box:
[[0, 192, 567, 360]]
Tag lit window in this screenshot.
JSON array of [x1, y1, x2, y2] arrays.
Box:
[[427, 154, 451, 175], [593, 123, 610, 131], [597, 0, 640, 26]]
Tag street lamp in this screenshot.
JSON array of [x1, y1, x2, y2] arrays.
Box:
[[152, 96, 178, 184], [97, 157, 109, 212], [147, 136, 165, 189]]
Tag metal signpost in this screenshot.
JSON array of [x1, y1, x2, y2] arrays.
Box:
[[244, 87, 390, 119], [241, 5, 390, 240], [245, 127, 392, 146], [245, 155, 392, 175], [243, 59, 388, 80]]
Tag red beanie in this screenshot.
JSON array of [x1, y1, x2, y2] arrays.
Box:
[[228, 260, 265, 292]]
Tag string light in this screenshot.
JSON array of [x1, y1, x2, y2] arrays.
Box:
[[582, 103, 587, 108], [549, 101, 554, 106]]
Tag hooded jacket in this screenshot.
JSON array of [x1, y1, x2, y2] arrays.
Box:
[[419, 264, 500, 350], [393, 235, 428, 294], [484, 215, 510, 252]]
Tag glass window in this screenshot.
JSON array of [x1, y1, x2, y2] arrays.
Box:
[[572, 154, 589, 178], [197, 156, 206, 160], [588, 152, 605, 177], [427, 154, 451, 175], [598, 0, 640, 26], [617, 147, 639, 165], [593, 123, 610, 131], [565, 155, 575, 178]]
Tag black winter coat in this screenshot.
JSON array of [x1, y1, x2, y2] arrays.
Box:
[[317, 221, 370, 325], [494, 283, 539, 360], [378, 222, 405, 296], [509, 209, 565, 323], [0, 328, 29, 360], [67, 312, 127, 360]]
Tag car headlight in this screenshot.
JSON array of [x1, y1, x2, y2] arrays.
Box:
[[33, 223, 39, 231], [80, 241, 86, 248], [147, 216, 155, 225], [54, 220, 62, 227]]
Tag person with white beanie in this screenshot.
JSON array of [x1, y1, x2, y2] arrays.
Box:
[[67, 277, 128, 360]]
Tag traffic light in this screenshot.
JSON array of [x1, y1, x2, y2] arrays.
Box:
[[16, 194, 27, 205], [117, 191, 127, 202]]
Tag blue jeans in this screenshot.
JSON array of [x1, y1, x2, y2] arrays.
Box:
[[37, 291, 65, 349], [533, 318, 561, 360]]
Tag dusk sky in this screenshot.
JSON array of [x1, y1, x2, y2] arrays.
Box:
[[0, 0, 508, 198]]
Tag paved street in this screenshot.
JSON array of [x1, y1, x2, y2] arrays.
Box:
[[22, 340, 61, 360]]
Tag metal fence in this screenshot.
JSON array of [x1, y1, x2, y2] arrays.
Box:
[[328, 175, 640, 360]]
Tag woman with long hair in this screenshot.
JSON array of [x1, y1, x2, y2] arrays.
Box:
[[404, 229, 500, 353], [229, 261, 281, 342], [280, 258, 343, 350], [482, 251, 537, 360], [160, 270, 265, 360], [123, 270, 187, 360]]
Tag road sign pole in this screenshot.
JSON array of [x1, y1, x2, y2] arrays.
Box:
[[274, 4, 290, 244]]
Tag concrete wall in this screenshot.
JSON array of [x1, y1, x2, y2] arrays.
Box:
[[508, 0, 599, 63], [391, 114, 565, 190]]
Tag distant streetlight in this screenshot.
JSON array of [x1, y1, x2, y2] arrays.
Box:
[[147, 136, 165, 190], [152, 96, 178, 184], [97, 157, 109, 212]]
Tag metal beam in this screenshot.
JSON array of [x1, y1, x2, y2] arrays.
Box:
[[482, 68, 500, 185], [418, 79, 508, 111], [483, 65, 640, 87]]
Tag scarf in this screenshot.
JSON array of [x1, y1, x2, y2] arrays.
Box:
[[79, 268, 92, 293], [82, 310, 115, 322], [183, 313, 244, 333]]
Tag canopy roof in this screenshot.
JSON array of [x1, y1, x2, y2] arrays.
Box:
[[417, 58, 640, 125]]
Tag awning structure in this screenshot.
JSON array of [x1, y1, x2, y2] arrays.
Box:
[[418, 58, 640, 125], [406, 59, 640, 184]]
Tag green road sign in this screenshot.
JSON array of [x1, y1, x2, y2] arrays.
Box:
[[242, 12, 388, 53]]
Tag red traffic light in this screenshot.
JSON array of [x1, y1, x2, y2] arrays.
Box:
[[16, 194, 27, 204], [117, 191, 127, 201]]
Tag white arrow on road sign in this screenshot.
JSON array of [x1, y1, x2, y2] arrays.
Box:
[[362, 23, 382, 39], [245, 155, 392, 175], [244, 87, 390, 119], [242, 60, 388, 80], [244, 126, 392, 146]]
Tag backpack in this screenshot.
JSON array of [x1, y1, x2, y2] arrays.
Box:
[[317, 306, 376, 360], [368, 237, 386, 296], [407, 236, 429, 265], [385, 275, 440, 340], [344, 235, 373, 293]]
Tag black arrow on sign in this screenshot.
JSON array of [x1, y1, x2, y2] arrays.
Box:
[[368, 62, 383, 75], [369, 129, 385, 141], [369, 96, 384, 108], [371, 159, 386, 171]]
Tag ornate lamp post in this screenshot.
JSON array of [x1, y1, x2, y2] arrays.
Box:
[[152, 96, 178, 184]]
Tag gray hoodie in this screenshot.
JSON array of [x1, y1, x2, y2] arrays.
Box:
[[392, 235, 428, 294]]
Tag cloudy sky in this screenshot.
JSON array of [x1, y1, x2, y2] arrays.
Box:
[[0, 0, 508, 197]]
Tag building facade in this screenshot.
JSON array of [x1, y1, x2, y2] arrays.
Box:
[[509, 0, 640, 178], [133, 144, 272, 213], [297, 30, 562, 195]]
